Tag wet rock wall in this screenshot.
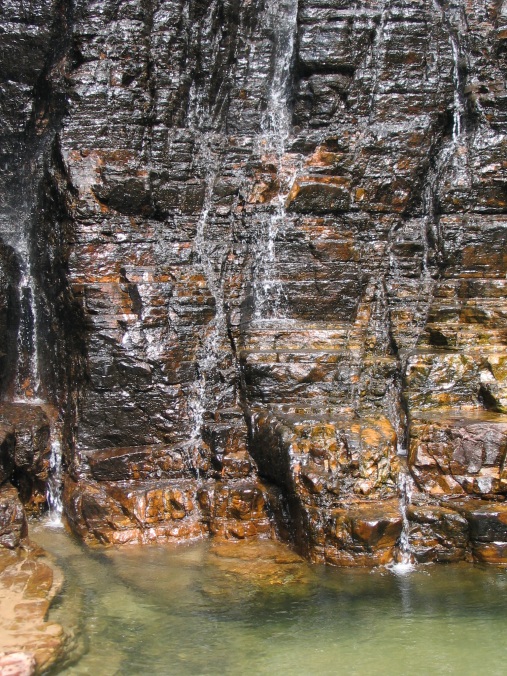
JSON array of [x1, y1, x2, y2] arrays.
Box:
[[2, 0, 507, 562]]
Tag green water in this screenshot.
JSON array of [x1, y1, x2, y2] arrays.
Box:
[[32, 522, 507, 676]]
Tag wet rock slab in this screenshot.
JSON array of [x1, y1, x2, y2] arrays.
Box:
[[0, 404, 51, 513], [324, 499, 403, 567], [406, 503, 470, 564], [251, 408, 401, 563], [409, 411, 507, 497], [64, 476, 272, 546], [205, 539, 310, 587], [0, 544, 67, 674], [0, 484, 27, 550], [4, 0, 507, 570], [450, 498, 507, 564]]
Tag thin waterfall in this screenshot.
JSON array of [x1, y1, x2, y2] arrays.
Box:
[[397, 469, 415, 565], [389, 468, 416, 573], [14, 272, 41, 401], [45, 438, 64, 526], [11, 245, 43, 403], [183, 0, 235, 467], [450, 35, 464, 142], [389, 1, 470, 571], [187, 0, 300, 452], [188, 142, 227, 474], [408, 1, 469, 351], [253, 0, 299, 318], [432, 0, 468, 144], [187, 135, 226, 473]]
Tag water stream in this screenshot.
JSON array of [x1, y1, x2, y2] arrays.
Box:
[[186, 135, 224, 470], [391, 469, 416, 573], [45, 438, 64, 525], [252, 0, 299, 318], [32, 524, 507, 676], [13, 271, 42, 402]]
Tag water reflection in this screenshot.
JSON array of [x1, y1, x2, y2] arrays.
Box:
[[32, 523, 507, 676]]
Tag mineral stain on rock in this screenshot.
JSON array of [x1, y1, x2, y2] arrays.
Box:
[[1, 0, 507, 577]]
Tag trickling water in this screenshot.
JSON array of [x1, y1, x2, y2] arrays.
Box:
[[13, 270, 42, 402], [366, 1, 389, 121], [262, 0, 298, 155], [184, 0, 229, 454], [411, 0, 470, 349], [46, 438, 64, 526], [185, 133, 227, 465], [390, 468, 416, 574], [386, 382, 406, 456], [253, 0, 299, 318], [431, 0, 467, 144], [187, 368, 208, 473], [450, 36, 464, 142]]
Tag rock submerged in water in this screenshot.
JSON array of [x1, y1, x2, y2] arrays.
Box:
[[1, 0, 507, 569], [205, 539, 310, 588]]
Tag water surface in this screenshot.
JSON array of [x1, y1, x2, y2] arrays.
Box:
[[32, 522, 507, 676]]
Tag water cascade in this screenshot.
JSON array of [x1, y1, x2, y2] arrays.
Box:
[[391, 468, 416, 572], [5, 220, 43, 403], [252, 0, 299, 318], [181, 0, 242, 467], [46, 438, 64, 525], [186, 127, 229, 470], [14, 272, 41, 402]]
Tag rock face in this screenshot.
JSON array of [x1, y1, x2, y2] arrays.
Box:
[[2, 0, 507, 564]]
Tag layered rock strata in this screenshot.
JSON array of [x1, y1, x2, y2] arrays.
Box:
[[1, 0, 507, 564]]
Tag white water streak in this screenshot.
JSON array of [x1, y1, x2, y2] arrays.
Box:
[[451, 36, 463, 142], [390, 470, 416, 573], [187, 137, 225, 461], [45, 438, 64, 527], [253, 0, 299, 318]]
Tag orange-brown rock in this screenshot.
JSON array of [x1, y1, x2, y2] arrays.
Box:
[[324, 500, 402, 567], [0, 405, 51, 513], [406, 504, 469, 563], [0, 544, 68, 673], [63, 477, 207, 546], [206, 539, 310, 587], [409, 412, 507, 497], [0, 484, 27, 550], [64, 476, 273, 546], [199, 482, 272, 540]]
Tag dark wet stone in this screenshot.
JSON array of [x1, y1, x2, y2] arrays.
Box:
[[0, 483, 27, 549], [406, 504, 469, 563], [0, 404, 50, 512], [325, 500, 403, 567]]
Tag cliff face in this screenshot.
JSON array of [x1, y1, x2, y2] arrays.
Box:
[[2, 0, 507, 564]]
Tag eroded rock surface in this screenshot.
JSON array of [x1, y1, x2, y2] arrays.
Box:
[[0, 543, 67, 675], [0, 404, 52, 513], [2, 0, 507, 565]]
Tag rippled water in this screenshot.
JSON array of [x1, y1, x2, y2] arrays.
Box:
[[32, 522, 507, 676]]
